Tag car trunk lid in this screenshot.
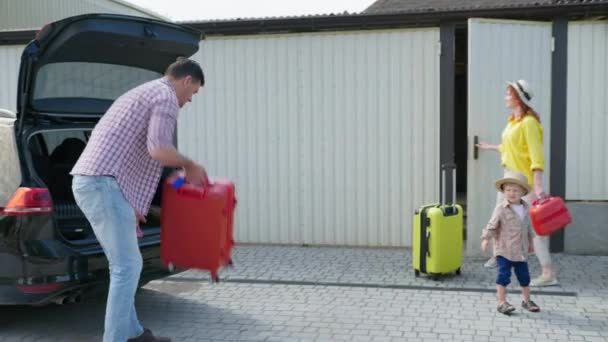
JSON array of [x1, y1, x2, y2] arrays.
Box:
[[17, 13, 201, 121]]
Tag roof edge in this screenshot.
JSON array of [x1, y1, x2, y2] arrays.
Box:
[[108, 0, 171, 21], [1, 3, 607, 44], [363, 0, 608, 15], [0, 29, 37, 45], [183, 3, 608, 36]]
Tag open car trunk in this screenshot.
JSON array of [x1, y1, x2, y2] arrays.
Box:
[[17, 14, 200, 118], [27, 128, 169, 242]]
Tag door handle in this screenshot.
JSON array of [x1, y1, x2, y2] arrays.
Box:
[[474, 135, 479, 160]]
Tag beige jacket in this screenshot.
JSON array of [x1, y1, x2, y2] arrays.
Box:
[[481, 199, 536, 262]]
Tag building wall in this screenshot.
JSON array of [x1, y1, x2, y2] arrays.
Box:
[[0, 45, 23, 113], [566, 21, 608, 201], [565, 21, 608, 255], [179, 28, 441, 246], [0, 0, 164, 31], [2, 12, 605, 253], [565, 202, 608, 255]]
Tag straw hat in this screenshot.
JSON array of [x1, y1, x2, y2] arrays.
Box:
[[507, 79, 533, 107], [495, 170, 532, 195]]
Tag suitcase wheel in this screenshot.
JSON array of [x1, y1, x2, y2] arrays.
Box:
[[456, 268, 461, 275], [228, 258, 234, 267], [211, 272, 220, 283], [414, 270, 420, 277]]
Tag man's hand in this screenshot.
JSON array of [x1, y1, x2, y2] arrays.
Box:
[[528, 239, 535, 254], [184, 162, 208, 186], [481, 239, 489, 253], [135, 210, 146, 239], [136, 212, 147, 224]]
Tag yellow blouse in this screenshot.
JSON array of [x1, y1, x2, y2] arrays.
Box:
[[498, 115, 545, 185]]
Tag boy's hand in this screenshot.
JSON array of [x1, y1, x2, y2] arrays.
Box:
[[481, 239, 489, 253]]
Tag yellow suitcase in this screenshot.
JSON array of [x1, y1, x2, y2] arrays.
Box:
[[412, 164, 463, 279]]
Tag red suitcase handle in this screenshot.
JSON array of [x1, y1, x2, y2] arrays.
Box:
[[171, 173, 211, 199], [176, 185, 207, 199], [531, 197, 551, 206]]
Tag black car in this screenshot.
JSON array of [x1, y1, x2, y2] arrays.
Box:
[[0, 14, 200, 305]]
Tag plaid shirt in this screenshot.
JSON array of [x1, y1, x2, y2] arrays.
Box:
[[71, 78, 179, 216], [481, 199, 536, 262]]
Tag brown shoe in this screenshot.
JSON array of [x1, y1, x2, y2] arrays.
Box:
[[497, 302, 516, 315], [522, 300, 540, 312], [127, 328, 171, 342]]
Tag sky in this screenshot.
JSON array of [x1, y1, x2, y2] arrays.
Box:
[[124, 0, 376, 22]]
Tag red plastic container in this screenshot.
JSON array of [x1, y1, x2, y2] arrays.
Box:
[[213, 178, 237, 266], [160, 173, 236, 281], [529, 196, 572, 236]]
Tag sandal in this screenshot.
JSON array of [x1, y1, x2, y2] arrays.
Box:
[[497, 302, 516, 315], [522, 300, 540, 312]]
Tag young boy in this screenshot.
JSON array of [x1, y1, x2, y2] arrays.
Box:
[[481, 170, 541, 315]]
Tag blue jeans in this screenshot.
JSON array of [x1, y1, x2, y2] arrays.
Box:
[[72, 175, 144, 342], [496, 256, 531, 287]]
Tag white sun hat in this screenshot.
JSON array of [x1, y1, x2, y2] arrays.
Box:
[[507, 79, 533, 107]]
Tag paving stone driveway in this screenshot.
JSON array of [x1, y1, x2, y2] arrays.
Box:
[[1, 245, 607, 341]]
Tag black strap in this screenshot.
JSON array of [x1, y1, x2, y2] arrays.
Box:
[[420, 209, 429, 273]]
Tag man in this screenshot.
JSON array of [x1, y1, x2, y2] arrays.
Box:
[[71, 58, 207, 342]]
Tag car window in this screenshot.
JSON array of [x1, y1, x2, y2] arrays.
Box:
[[32, 62, 161, 113], [42, 130, 89, 155]]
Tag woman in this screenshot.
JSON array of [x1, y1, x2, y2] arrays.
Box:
[[476, 79, 558, 287]]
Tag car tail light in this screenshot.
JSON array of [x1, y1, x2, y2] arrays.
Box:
[[1, 188, 53, 215], [16, 283, 64, 294]]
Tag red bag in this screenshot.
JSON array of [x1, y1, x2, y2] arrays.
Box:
[[160, 173, 236, 281], [529, 196, 572, 236]]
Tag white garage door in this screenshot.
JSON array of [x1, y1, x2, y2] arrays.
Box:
[[179, 28, 441, 246], [467, 18, 553, 255], [566, 21, 608, 200]]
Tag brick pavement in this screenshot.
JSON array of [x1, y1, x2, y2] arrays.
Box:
[[0, 245, 607, 341]]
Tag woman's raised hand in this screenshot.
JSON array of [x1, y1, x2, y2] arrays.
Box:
[[476, 141, 499, 151]]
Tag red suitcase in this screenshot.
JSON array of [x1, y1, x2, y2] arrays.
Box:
[[160, 173, 236, 281], [213, 178, 236, 266], [529, 196, 572, 236]]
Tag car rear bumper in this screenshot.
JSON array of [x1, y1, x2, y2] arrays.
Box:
[[0, 236, 171, 305]]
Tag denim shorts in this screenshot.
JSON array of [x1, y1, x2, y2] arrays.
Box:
[[496, 255, 530, 287]]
